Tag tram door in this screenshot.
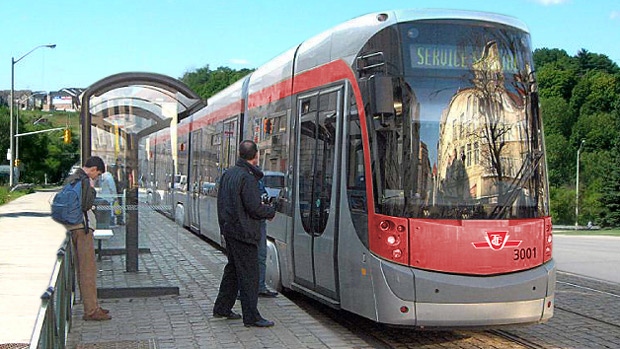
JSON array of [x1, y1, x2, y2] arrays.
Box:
[[189, 130, 202, 230], [293, 86, 342, 300]]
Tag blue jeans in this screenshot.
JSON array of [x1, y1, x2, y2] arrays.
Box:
[[258, 220, 267, 292]]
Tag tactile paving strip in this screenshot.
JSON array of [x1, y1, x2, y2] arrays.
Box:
[[76, 339, 157, 349], [0, 345, 29, 349]]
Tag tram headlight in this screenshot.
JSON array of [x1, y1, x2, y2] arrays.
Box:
[[544, 216, 553, 262], [379, 220, 391, 231], [371, 215, 409, 265], [392, 249, 402, 259], [386, 235, 400, 246]]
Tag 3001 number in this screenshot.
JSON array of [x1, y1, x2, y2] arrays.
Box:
[[513, 247, 537, 260]]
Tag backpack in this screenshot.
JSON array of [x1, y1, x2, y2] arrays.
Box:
[[51, 178, 84, 225]]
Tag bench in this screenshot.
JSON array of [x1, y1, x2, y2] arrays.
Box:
[[93, 229, 114, 261]]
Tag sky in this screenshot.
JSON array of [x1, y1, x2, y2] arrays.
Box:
[[2, 0, 619, 92]]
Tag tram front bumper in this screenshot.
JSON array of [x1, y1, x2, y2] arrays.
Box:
[[376, 259, 556, 327]]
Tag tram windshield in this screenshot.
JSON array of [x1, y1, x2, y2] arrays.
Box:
[[368, 20, 549, 220]]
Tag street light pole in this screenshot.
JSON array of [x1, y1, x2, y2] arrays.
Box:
[[9, 59, 15, 187], [575, 139, 585, 228], [9, 44, 56, 187]]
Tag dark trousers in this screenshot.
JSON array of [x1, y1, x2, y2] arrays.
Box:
[[213, 236, 261, 325]]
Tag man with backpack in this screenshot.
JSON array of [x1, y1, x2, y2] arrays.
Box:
[[54, 156, 111, 321]]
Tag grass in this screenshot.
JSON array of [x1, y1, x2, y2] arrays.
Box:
[[0, 186, 31, 205]]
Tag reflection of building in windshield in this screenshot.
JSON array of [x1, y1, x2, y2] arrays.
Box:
[[418, 141, 432, 206], [436, 41, 528, 208]]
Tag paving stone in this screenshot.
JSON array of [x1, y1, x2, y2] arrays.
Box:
[[66, 206, 373, 348]]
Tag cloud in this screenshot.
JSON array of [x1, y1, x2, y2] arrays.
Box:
[[611, 11, 620, 20], [533, 0, 568, 5], [229, 58, 250, 65]]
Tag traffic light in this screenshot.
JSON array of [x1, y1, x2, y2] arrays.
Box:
[[14, 159, 20, 167], [63, 129, 72, 144]]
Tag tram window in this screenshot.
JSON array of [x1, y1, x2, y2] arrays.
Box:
[[345, 88, 368, 246], [201, 122, 223, 192], [301, 100, 311, 114], [298, 89, 339, 235], [274, 116, 283, 133], [212, 133, 221, 145], [222, 119, 238, 170]]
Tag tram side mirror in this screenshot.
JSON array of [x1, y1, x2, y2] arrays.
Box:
[[368, 75, 394, 117]]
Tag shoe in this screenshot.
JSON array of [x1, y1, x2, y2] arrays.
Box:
[[100, 307, 110, 314], [258, 290, 278, 298], [244, 318, 274, 327], [213, 311, 242, 320], [83, 307, 111, 321]]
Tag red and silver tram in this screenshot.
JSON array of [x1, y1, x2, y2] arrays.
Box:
[[147, 9, 555, 327]]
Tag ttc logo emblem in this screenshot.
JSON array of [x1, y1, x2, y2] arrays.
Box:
[[472, 231, 521, 250]]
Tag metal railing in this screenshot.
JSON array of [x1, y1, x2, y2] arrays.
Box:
[[29, 232, 75, 349]]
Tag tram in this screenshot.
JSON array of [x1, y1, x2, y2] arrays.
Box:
[[146, 9, 555, 327]]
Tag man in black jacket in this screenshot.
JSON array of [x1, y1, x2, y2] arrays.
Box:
[[213, 140, 276, 327]]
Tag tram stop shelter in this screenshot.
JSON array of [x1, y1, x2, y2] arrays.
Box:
[[79, 72, 206, 296]]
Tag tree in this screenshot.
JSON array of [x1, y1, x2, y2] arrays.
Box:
[[576, 49, 620, 75], [599, 112, 620, 227], [570, 112, 618, 152], [16, 116, 50, 183], [0, 106, 9, 157], [579, 150, 607, 222], [599, 141, 620, 226], [544, 133, 572, 187], [568, 113, 619, 225], [180, 65, 255, 100], [569, 71, 619, 123], [549, 187, 575, 225], [537, 63, 578, 101], [541, 96, 572, 138], [534, 49, 620, 226], [583, 72, 617, 115], [2, 110, 80, 185], [533, 48, 574, 69]]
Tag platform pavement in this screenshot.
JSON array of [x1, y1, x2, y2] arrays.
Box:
[[0, 189, 67, 345], [1, 190, 375, 349]]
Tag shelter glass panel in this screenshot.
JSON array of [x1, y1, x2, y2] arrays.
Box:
[[87, 83, 186, 293]]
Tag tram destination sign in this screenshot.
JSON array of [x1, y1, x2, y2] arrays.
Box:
[[409, 43, 519, 73]]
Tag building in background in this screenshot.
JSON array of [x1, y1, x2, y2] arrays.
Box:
[[49, 88, 84, 111], [0, 88, 84, 111]]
